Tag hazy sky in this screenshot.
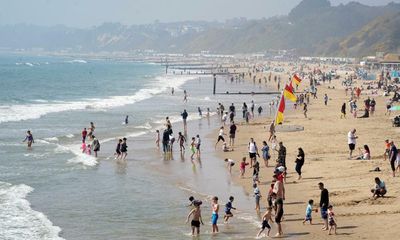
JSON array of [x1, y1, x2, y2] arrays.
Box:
[[0, 0, 398, 28]]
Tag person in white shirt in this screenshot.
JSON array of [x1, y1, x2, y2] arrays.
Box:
[[215, 127, 226, 149], [224, 158, 235, 173], [248, 138, 259, 168], [347, 129, 358, 159]]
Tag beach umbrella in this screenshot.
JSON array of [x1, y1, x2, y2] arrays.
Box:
[[390, 106, 400, 111]]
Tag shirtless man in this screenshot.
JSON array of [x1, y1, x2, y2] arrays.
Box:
[[186, 202, 204, 236]]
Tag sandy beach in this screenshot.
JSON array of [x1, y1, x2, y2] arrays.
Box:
[[214, 62, 400, 239]]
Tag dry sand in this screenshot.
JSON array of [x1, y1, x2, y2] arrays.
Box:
[[215, 63, 400, 239]]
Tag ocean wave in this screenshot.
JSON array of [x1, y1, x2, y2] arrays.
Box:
[[66, 59, 87, 64], [134, 122, 152, 130], [0, 181, 64, 240], [0, 75, 197, 124]]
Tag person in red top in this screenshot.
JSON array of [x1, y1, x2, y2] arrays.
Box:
[[82, 128, 87, 143]]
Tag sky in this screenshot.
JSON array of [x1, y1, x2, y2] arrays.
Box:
[[0, 0, 398, 28]]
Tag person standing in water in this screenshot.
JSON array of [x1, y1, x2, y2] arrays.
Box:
[[114, 139, 122, 159], [181, 109, 188, 132], [23, 130, 34, 149], [211, 196, 220, 234], [120, 138, 128, 160], [91, 135, 100, 157], [171, 87, 174, 95], [124, 115, 129, 125], [82, 128, 87, 143], [186, 201, 203, 236]]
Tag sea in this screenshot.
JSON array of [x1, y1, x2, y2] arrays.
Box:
[[0, 54, 277, 239]]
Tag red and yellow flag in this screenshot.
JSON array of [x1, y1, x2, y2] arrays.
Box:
[[292, 74, 302, 86], [283, 83, 297, 102], [275, 94, 285, 125]]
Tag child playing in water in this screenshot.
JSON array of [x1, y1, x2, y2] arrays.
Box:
[[177, 132, 186, 152], [302, 199, 318, 225], [328, 205, 337, 235], [186, 201, 204, 236], [190, 137, 196, 159], [86, 144, 91, 155], [253, 183, 261, 212], [211, 196, 220, 234], [223, 196, 236, 223], [240, 157, 249, 177], [81, 142, 87, 153], [257, 207, 273, 237]]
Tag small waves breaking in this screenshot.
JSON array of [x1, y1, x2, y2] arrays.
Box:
[[0, 181, 64, 240], [0, 75, 197, 124]]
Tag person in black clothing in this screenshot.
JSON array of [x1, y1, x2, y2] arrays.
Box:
[[181, 110, 188, 132], [295, 148, 305, 180], [389, 141, 398, 177], [114, 139, 122, 159], [229, 122, 237, 148], [229, 103, 235, 115], [120, 138, 128, 160], [162, 127, 172, 153], [341, 103, 346, 119], [318, 182, 329, 230], [277, 142, 287, 168]]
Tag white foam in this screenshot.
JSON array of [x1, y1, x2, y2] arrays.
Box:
[[67, 59, 87, 64], [25, 62, 34, 67], [134, 122, 152, 130], [0, 181, 64, 240], [63, 144, 98, 167], [65, 134, 74, 138], [43, 137, 59, 142], [0, 75, 197, 124]]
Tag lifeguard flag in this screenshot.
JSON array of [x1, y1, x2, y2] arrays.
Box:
[[292, 74, 302, 86], [275, 94, 285, 125], [283, 83, 297, 102]]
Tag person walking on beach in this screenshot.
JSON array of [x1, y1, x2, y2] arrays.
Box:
[[91, 135, 100, 157], [23, 130, 34, 149], [250, 100, 255, 116], [120, 138, 128, 160], [262, 141, 270, 167], [389, 141, 398, 177], [327, 205, 337, 235], [295, 148, 305, 180], [324, 94, 328, 106], [347, 129, 358, 159], [303, 103, 308, 118], [223, 196, 236, 223], [190, 137, 196, 160], [272, 192, 284, 237], [341, 103, 346, 119], [181, 109, 188, 132], [268, 121, 275, 141], [242, 102, 248, 119], [82, 128, 87, 143], [211, 196, 219, 234], [229, 121, 237, 148], [253, 183, 261, 212], [178, 132, 186, 152], [318, 182, 329, 231], [195, 135, 201, 158], [248, 138, 259, 168], [215, 127, 226, 149], [257, 207, 273, 237], [186, 201, 203, 236]]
